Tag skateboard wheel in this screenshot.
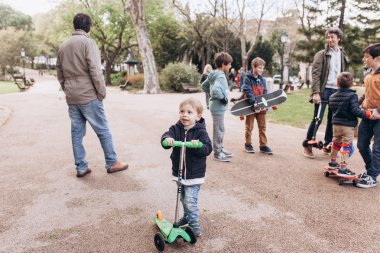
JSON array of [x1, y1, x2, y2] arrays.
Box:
[[324, 172, 330, 177], [154, 232, 165, 251], [317, 141, 324, 149], [157, 210, 162, 221], [338, 179, 343, 185]]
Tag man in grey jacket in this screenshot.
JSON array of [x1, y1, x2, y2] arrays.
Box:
[[57, 13, 128, 177], [303, 27, 349, 159]]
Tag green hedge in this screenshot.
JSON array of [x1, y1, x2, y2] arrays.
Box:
[[160, 62, 200, 91]]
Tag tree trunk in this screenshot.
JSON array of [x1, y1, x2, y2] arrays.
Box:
[[126, 0, 161, 94], [338, 0, 346, 31], [105, 61, 112, 86]]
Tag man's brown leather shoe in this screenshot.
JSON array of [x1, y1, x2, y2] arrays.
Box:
[[107, 162, 128, 174], [76, 168, 92, 178]]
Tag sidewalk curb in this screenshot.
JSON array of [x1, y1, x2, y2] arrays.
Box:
[[0, 106, 11, 127]]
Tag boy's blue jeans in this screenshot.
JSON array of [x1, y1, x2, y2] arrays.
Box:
[[68, 99, 117, 174], [357, 118, 380, 181], [180, 184, 201, 230]]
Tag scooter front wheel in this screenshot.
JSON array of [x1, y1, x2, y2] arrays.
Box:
[[184, 226, 197, 244], [154, 232, 165, 252]]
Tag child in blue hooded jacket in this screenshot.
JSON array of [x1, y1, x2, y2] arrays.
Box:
[[201, 52, 233, 162]]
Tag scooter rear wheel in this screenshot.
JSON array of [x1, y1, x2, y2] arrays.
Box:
[[154, 232, 165, 252], [184, 226, 197, 244]]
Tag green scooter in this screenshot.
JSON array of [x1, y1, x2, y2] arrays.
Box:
[[153, 140, 202, 252]]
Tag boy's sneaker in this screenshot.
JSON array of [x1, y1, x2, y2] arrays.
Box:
[[322, 145, 331, 155], [303, 146, 315, 159], [337, 168, 356, 177], [244, 144, 255, 153], [222, 149, 233, 158], [328, 162, 339, 169], [192, 226, 202, 237], [260, 146, 273, 155], [173, 217, 188, 227], [214, 152, 231, 162], [356, 175, 377, 188]]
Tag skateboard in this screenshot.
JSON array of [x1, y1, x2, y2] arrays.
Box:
[[230, 89, 287, 116], [324, 166, 359, 186]]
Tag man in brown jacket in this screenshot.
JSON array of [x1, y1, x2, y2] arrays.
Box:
[[303, 27, 349, 158], [57, 13, 128, 177]]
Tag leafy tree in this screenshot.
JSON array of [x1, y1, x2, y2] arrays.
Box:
[[0, 4, 32, 30], [82, 0, 136, 85], [148, 13, 185, 69]]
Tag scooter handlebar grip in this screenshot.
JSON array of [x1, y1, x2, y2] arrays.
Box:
[[162, 140, 203, 148]]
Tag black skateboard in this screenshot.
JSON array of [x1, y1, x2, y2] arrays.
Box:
[[230, 89, 287, 116]]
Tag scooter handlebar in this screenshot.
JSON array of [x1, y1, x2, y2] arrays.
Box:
[[162, 140, 203, 148]]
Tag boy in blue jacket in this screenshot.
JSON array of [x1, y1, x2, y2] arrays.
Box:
[[161, 98, 212, 237], [328, 72, 371, 177], [201, 52, 233, 162], [242, 57, 273, 154]]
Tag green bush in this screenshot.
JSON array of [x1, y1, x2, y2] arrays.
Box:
[[111, 73, 122, 86], [160, 62, 200, 91]]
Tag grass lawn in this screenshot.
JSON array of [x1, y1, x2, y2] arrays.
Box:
[[0, 81, 19, 94], [267, 89, 326, 129]]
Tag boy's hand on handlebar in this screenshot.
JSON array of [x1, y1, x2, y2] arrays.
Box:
[[191, 140, 199, 146], [165, 138, 175, 146]]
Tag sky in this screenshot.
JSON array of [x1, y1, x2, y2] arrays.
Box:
[[0, 0, 60, 15]]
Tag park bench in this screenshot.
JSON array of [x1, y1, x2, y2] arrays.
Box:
[[13, 75, 28, 91], [181, 83, 199, 93], [120, 80, 131, 90]]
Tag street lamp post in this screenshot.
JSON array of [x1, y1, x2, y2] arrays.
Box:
[[20, 48, 26, 79], [280, 32, 288, 90]]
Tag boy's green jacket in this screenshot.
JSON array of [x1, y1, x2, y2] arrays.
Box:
[[201, 70, 229, 115]]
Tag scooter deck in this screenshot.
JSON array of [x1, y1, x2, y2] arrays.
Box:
[[154, 216, 173, 238], [154, 216, 192, 243], [324, 167, 359, 185]]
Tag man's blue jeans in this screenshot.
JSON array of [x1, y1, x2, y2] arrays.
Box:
[[180, 184, 201, 230], [357, 118, 380, 181], [68, 99, 117, 173], [306, 88, 336, 145]]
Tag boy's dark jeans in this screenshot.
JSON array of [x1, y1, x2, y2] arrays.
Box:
[[357, 118, 380, 181], [306, 88, 336, 146]]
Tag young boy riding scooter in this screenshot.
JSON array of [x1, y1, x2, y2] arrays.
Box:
[[161, 98, 212, 237]]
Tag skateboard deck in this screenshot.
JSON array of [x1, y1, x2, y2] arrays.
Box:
[[230, 89, 287, 116], [324, 166, 359, 185]]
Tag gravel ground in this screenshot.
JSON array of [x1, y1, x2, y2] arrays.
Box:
[[0, 70, 379, 253]]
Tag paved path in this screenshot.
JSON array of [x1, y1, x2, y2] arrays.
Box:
[[0, 70, 379, 253]]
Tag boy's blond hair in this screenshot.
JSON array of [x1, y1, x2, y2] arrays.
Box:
[[251, 57, 265, 68], [179, 98, 204, 115]]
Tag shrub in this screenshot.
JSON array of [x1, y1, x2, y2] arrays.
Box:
[[160, 62, 200, 91], [128, 73, 144, 89], [111, 73, 122, 86]]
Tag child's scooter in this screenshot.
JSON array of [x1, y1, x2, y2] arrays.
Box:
[[302, 101, 326, 150], [153, 140, 203, 252]]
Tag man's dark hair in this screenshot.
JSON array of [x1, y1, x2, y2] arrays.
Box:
[[325, 27, 343, 40], [214, 52, 233, 68], [73, 13, 92, 33], [363, 43, 380, 59], [337, 72, 353, 88]]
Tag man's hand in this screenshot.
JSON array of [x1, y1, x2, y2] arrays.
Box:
[[97, 94, 105, 101], [164, 138, 175, 146], [312, 93, 321, 104], [369, 109, 380, 120]]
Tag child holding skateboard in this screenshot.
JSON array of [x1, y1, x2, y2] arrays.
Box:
[[241, 57, 273, 154], [161, 98, 212, 237], [201, 52, 233, 162], [327, 72, 371, 177], [356, 43, 380, 188]]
